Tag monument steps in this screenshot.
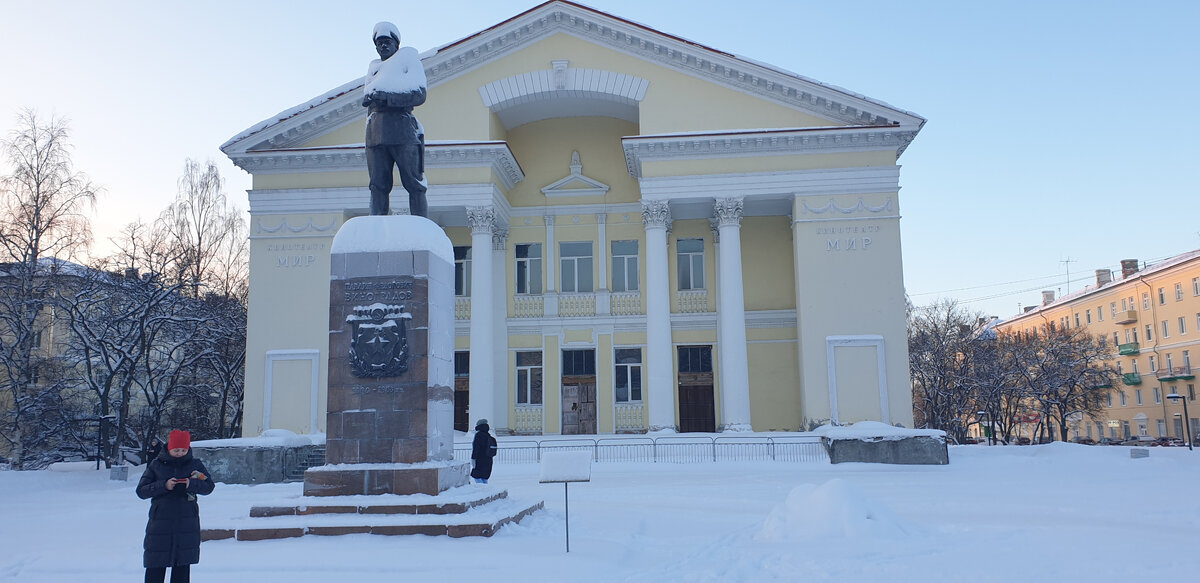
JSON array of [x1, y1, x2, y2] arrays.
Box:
[[201, 484, 543, 541]]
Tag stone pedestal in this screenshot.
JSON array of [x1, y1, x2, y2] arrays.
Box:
[[305, 215, 468, 496], [211, 216, 541, 541]]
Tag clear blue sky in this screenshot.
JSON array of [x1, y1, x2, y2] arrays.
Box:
[[2, 0, 1197, 320]]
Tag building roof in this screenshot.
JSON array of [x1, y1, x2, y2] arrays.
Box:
[[221, 0, 925, 157]]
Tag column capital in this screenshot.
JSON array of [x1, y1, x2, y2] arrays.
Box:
[[467, 206, 495, 235], [641, 200, 672, 231], [595, 212, 607, 225], [709, 218, 720, 244], [714, 197, 744, 227], [492, 226, 509, 251], [544, 214, 556, 226]]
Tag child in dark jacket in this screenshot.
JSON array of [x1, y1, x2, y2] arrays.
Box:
[[136, 430, 215, 583]]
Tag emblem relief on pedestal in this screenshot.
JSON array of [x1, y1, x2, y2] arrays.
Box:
[[347, 303, 411, 378]]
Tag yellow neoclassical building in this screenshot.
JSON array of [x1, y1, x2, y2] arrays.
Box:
[[998, 250, 1200, 442], [221, 1, 924, 437]]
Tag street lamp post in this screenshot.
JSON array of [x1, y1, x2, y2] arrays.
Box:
[[1166, 393, 1193, 451], [978, 411, 994, 446]]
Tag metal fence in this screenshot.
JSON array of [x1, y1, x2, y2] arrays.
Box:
[[454, 435, 828, 465]]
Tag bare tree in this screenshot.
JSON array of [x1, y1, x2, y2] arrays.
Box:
[[157, 159, 246, 299], [1008, 327, 1115, 442], [0, 110, 97, 468], [908, 299, 980, 441]]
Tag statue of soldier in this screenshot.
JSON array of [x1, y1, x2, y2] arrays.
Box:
[[363, 22, 428, 217]]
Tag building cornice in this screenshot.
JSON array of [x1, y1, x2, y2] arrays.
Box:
[[228, 142, 525, 191], [622, 126, 917, 178]]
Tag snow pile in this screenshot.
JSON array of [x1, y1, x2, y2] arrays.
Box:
[[811, 420, 945, 441], [365, 46, 426, 94], [330, 215, 452, 262], [539, 451, 592, 483], [755, 478, 916, 541]]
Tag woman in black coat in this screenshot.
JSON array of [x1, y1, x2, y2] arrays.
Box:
[[136, 430, 215, 583], [470, 419, 498, 483]]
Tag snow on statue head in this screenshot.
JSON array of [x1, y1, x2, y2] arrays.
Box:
[[373, 21, 400, 44]]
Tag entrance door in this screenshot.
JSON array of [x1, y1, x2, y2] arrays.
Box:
[[561, 349, 597, 435], [561, 381, 597, 434], [677, 345, 715, 433], [453, 351, 469, 432]]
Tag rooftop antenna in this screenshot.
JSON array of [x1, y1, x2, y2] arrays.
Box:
[[1061, 257, 1077, 294]]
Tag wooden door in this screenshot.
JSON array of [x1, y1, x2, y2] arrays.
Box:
[[678, 383, 715, 433], [561, 379, 597, 434], [454, 377, 469, 433], [562, 384, 581, 435]]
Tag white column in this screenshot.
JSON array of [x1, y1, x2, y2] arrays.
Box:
[[715, 197, 752, 431], [491, 227, 509, 433], [710, 218, 725, 413], [467, 206, 495, 427], [596, 213, 610, 315], [544, 214, 557, 316], [643, 200, 676, 432]]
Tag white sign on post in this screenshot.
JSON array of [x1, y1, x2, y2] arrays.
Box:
[[539, 451, 592, 552]]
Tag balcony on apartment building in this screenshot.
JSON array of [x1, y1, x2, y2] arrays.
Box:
[[1122, 372, 1143, 385], [1113, 309, 1138, 325], [1117, 342, 1140, 356], [1155, 366, 1195, 382]]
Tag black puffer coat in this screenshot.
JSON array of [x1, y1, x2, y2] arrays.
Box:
[[470, 424, 498, 480], [136, 449, 215, 568]]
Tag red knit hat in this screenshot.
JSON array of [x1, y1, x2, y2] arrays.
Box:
[[167, 430, 191, 450]]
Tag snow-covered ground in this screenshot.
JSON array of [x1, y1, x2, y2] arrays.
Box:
[[1, 442, 1197, 582]]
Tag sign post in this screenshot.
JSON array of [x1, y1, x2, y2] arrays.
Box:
[[539, 451, 592, 552]]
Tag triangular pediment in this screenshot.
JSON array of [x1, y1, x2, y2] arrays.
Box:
[[222, 0, 924, 159], [541, 152, 609, 198]]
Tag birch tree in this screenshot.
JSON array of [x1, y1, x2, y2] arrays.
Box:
[[0, 110, 97, 468]]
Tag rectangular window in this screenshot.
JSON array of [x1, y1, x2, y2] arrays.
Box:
[[515, 243, 543, 295], [1184, 350, 1191, 368], [1117, 361, 1124, 374], [1107, 392, 1113, 407], [453, 246, 472, 296], [677, 345, 714, 373], [611, 240, 639, 293], [1149, 355, 1157, 371], [561, 349, 596, 376], [1154, 387, 1162, 404], [1111, 302, 1117, 317], [1145, 324, 1153, 342], [1074, 313, 1081, 327], [1176, 282, 1184, 301], [1136, 389, 1143, 405], [614, 348, 643, 403], [1159, 287, 1166, 305], [1189, 384, 1195, 401], [1181, 317, 1188, 336], [1120, 391, 1127, 406], [1167, 353, 1175, 370], [1133, 360, 1140, 374], [1194, 277, 1200, 296], [1143, 293, 1150, 310], [1162, 320, 1170, 338], [1113, 332, 1120, 346], [454, 352, 470, 377], [515, 351, 544, 405], [559, 241, 594, 293], [1085, 310, 1092, 324], [1121, 298, 1129, 311], [676, 238, 705, 290]]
